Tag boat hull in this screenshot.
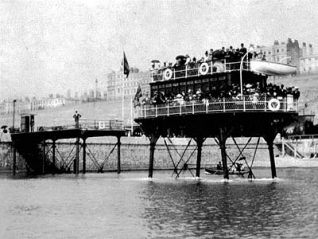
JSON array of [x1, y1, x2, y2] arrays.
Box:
[[205, 167, 249, 176], [250, 60, 296, 76]]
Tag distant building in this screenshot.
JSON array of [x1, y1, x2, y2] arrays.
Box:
[[299, 55, 318, 74], [0, 97, 67, 115], [255, 38, 316, 74], [106, 68, 151, 101]]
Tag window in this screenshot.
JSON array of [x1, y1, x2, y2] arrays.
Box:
[[277, 49, 279, 53]]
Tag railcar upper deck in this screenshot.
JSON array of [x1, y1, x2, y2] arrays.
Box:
[[134, 59, 298, 120]]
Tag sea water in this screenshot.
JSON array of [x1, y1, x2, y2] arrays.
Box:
[[0, 168, 318, 238]]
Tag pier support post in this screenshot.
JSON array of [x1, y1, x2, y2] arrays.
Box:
[[42, 141, 46, 174], [82, 138, 86, 174], [52, 140, 56, 174], [218, 128, 229, 179], [117, 136, 121, 174], [12, 143, 17, 176], [148, 134, 159, 178], [74, 138, 80, 174], [264, 134, 277, 178], [195, 137, 204, 177]]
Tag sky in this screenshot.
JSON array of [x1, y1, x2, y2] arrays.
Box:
[[1, 0, 318, 99]]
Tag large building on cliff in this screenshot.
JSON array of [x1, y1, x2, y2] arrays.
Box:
[[106, 68, 151, 101], [254, 38, 317, 74]]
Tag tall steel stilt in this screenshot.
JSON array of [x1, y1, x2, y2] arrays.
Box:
[[195, 137, 204, 177], [117, 136, 121, 174], [219, 128, 229, 179], [148, 135, 159, 178], [267, 139, 277, 178], [264, 134, 277, 178]]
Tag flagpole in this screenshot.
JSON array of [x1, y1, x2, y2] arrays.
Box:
[[121, 51, 129, 125], [122, 75, 124, 123]]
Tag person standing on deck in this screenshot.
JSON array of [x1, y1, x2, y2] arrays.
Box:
[[73, 111, 81, 129], [239, 43, 247, 57]]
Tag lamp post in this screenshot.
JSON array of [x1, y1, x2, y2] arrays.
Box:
[[12, 99, 17, 131], [239, 47, 254, 96]]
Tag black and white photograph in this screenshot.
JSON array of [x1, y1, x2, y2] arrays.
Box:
[[1, 0, 318, 238]]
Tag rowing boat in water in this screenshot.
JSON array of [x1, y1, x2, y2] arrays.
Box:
[[250, 60, 297, 76], [205, 167, 250, 176]]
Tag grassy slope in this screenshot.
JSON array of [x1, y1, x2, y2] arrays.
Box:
[[1, 73, 318, 128], [0, 99, 135, 128]]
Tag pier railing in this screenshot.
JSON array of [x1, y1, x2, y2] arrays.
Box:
[[37, 119, 124, 132], [135, 96, 298, 119], [151, 60, 248, 82]]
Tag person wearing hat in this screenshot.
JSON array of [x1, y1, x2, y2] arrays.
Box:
[[204, 51, 209, 62], [185, 55, 191, 65], [294, 87, 300, 100], [239, 43, 247, 57]]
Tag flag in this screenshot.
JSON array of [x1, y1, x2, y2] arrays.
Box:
[[133, 84, 142, 107], [122, 51, 130, 77]]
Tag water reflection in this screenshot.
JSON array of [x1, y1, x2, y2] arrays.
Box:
[[1, 169, 318, 238], [141, 175, 318, 238]]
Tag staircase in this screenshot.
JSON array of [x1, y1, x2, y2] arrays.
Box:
[[276, 140, 304, 159]]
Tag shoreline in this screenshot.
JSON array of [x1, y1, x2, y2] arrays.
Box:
[[1, 157, 318, 176], [252, 155, 318, 168]]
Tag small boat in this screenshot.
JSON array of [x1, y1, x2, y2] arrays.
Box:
[[205, 167, 250, 176], [250, 60, 297, 76]]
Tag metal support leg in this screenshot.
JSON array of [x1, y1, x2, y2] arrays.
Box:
[[148, 135, 159, 178], [219, 128, 229, 179], [52, 140, 56, 174], [117, 136, 121, 174], [264, 132, 277, 178], [268, 141, 277, 178], [195, 137, 204, 177], [82, 138, 86, 174]]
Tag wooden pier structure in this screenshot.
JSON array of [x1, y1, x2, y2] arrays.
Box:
[[10, 118, 125, 175], [135, 60, 298, 179]]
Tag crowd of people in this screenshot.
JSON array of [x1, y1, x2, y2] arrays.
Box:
[[135, 43, 300, 108], [151, 43, 265, 72], [135, 82, 300, 107]]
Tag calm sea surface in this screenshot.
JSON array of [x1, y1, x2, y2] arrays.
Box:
[[1, 168, 318, 239]]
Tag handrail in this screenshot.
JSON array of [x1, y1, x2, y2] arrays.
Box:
[[37, 119, 124, 132], [135, 97, 298, 119], [151, 60, 250, 82]]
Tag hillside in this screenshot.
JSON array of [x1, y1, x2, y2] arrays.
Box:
[[268, 73, 318, 123], [1, 73, 318, 129], [0, 99, 135, 129]]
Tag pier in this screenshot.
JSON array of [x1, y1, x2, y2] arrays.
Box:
[[10, 117, 125, 175]]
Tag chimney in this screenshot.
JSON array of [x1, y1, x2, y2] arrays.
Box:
[[309, 44, 313, 55], [302, 42, 307, 57]]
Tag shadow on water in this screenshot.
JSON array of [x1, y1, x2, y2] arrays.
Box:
[[140, 173, 318, 238]]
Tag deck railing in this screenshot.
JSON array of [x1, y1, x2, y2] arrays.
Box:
[[135, 96, 298, 119], [151, 60, 249, 82], [37, 119, 124, 132]]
